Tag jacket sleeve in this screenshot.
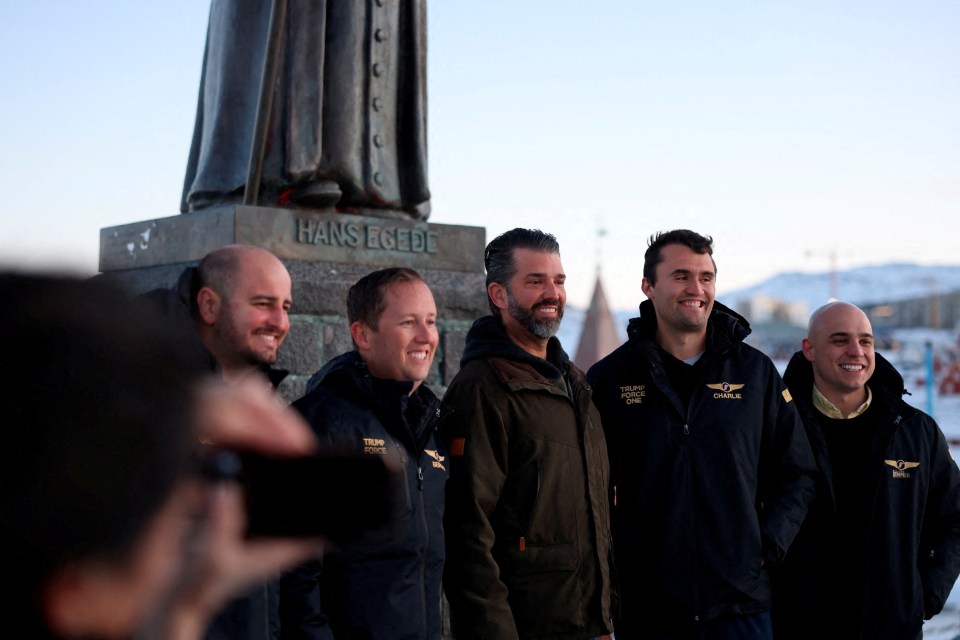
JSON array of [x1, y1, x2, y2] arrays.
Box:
[[279, 396, 335, 640], [279, 555, 334, 640], [757, 365, 818, 565], [919, 416, 960, 619], [440, 372, 519, 640]]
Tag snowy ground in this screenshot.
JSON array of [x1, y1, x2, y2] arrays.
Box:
[[925, 390, 960, 639]]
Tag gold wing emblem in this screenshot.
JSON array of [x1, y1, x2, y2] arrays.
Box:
[[706, 382, 746, 392], [884, 459, 921, 470]]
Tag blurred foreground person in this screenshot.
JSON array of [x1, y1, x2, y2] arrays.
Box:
[[0, 273, 320, 640], [773, 301, 960, 639]]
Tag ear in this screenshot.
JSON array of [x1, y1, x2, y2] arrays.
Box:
[[801, 337, 815, 362], [487, 282, 508, 312], [350, 321, 372, 351], [196, 287, 221, 325], [641, 277, 654, 300]]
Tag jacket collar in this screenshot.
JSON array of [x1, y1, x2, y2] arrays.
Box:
[[783, 349, 907, 403], [626, 298, 752, 358], [461, 315, 569, 382]]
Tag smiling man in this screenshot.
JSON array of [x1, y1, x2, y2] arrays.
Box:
[[440, 228, 616, 640], [194, 245, 293, 384], [143, 243, 294, 640], [283, 267, 448, 640], [586, 229, 816, 640], [773, 301, 960, 640]]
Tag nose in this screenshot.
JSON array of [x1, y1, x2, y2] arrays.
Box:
[[414, 320, 437, 343], [543, 280, 561, 300], [269, 306, 290, 334]]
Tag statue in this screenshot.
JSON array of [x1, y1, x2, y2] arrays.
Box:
[[181, 0, 430, 220]]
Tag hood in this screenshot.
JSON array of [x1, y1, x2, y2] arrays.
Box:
[[626, 298, 752, 349], [139, 266, 216, 373], [305, 350, 415, 399], [784, 349, 907, 401], [460, 315, 570, 381], [140, 266, 197, 326]]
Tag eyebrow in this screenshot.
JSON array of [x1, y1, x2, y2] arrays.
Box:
[[524, 272, 565, 279], [827, 331, 873, 339], [250, 294, 292, 305], [671, 268, 715, 277]]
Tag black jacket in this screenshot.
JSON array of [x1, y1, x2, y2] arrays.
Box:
[[440, 316, 615, 640], [585, 300, 816, 633], [774, 351, 960, 640], [143, 266, 288, 640], [282, 351, 447, 640]]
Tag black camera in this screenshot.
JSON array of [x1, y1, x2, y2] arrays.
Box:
[[203, 449, 397, 542]]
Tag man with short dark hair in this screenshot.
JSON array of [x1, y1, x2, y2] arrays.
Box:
[[281, 267, 448, 640], [440, 228, 616, 640], [773, 301, 960, 639], [586, 229, 816, 640]]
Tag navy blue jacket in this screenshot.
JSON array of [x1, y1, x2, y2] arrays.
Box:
[[774, 351, 960, 640], [586, 300, 816, 632], [281, 351, 447, 640]]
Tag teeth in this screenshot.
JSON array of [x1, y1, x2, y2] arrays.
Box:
[[410, 351, 427, 361], [682, 301, 701, 307], [840, 364, 863, 371]]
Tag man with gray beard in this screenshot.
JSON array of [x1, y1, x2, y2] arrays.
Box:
[[439, 228, 617, 640]]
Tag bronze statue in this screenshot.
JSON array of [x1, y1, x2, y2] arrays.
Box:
[[181, 0, 430, 220]]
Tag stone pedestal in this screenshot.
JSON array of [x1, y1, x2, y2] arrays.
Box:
[[99, 205, 488, 401]]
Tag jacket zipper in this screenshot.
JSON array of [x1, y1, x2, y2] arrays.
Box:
[[520, 464, 543, 551]]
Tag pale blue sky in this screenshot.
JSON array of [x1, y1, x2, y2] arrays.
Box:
[[1, 2, 957, 310]]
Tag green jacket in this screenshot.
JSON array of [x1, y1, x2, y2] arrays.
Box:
[[440, 315, 616, 640]]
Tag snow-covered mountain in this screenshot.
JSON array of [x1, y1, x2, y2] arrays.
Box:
[[559, 262, 960, 358], [720, 262, 960, 316]]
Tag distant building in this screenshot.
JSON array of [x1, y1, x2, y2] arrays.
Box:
[[574, 275, 623, 371], [730, 294, 808, 361], [865, 289, 960, 331], [733, 294, 808, 327]]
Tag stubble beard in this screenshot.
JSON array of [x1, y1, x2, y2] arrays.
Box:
[[219, 315, 280, 368]]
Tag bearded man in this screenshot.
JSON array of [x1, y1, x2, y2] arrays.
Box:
[[439, 228, 616, 640]]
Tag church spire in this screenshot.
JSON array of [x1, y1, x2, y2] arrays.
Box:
[[573, 223, 621, 370]]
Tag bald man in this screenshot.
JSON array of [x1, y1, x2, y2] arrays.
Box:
[[144, 244, 294, 640], [773, 301, 960, 640]]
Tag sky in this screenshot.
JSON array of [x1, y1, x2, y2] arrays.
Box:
[[0, 2, 957, 311]]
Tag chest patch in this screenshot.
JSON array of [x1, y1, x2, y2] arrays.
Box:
[[618, 384, 647, 405], [884, 459, 920, 478], [706, 381, 744, 399]]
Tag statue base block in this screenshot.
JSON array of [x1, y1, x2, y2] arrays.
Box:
[[98, 206, 488, 399]]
